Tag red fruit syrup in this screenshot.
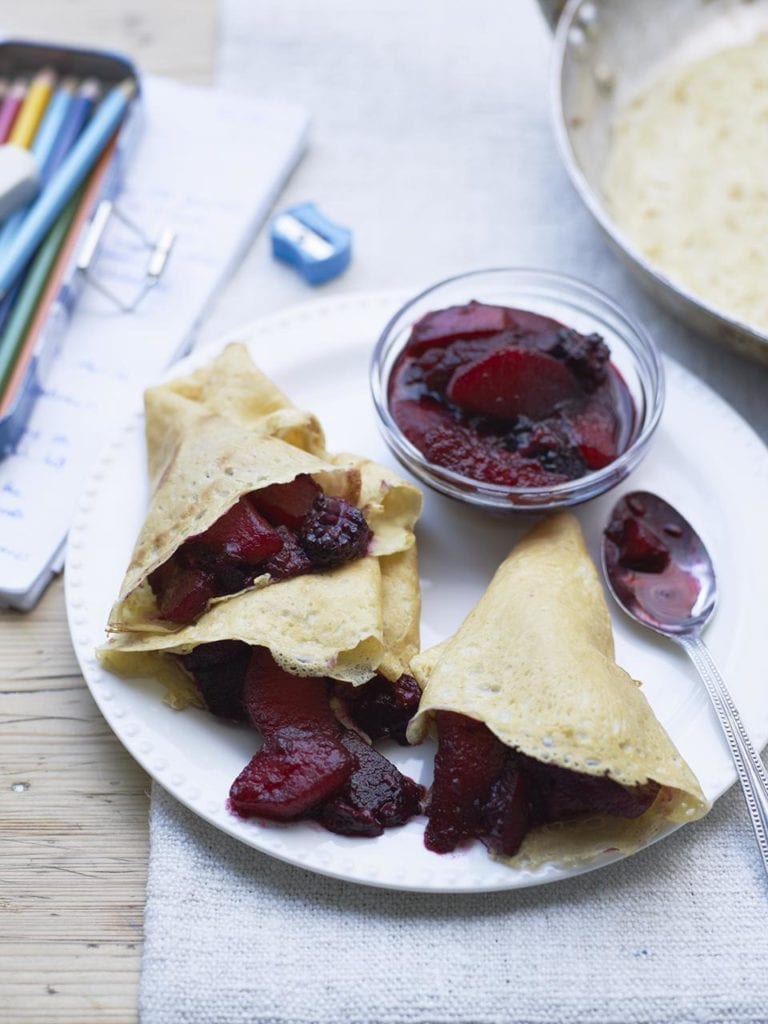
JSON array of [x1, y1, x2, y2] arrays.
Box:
[[388, 301, 636, 488]]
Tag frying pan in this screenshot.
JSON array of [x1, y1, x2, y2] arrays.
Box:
[[540, 0, 768, 363]]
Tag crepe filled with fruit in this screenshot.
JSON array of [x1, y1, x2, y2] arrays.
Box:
[[101, 529, 425, 837], [101, 345, 426, 837], [407, 512, 708, 867], [108, 344, 422, 634]]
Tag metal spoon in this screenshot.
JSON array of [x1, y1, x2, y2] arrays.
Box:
[[602, 490, 768, 878]]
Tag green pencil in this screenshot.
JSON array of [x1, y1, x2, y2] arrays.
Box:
[[0, 188, 83, 395]]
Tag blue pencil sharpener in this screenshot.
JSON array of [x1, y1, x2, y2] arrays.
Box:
[[270, 202, 351, 285]]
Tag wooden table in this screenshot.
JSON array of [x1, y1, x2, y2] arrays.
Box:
[[0, 4, 214, 1021]]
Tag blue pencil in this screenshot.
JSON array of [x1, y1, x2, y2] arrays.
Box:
[[32, 78, 76, 172], [0, 79, 76, 257], [0, 78, 100, 259], [0, 78, 102, 330], [0, 78, 136, 300], [41, 78, 100, 185]]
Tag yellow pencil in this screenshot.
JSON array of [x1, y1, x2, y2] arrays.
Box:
[[8, 68, 56, 148]]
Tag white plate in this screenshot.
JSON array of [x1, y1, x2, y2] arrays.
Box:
[[65, 291, 768, 892]]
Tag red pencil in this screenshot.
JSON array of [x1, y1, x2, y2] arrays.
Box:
[[0, 77, 28, 143]]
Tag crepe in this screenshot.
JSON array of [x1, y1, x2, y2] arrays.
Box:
[[102, 557, 383, 700], [101, 541, 421, 707], [144, 341, 326, 485], [407, 512, 708, 868], [107, 344, 422, 634], [102, 502, 421, 709], [102, 342, 424, 699], [107, 416, 359, 633]]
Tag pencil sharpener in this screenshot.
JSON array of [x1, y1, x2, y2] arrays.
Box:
[[270, 202, 351, 285]]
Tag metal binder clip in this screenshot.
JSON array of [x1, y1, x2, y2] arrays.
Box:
[[76, 198, 176, 312]]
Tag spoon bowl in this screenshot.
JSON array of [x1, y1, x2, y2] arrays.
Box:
[[602, 491, 716, 636], [602, 491, 768, 883]]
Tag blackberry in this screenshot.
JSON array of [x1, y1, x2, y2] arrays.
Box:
[[298, 494, 372, 569], [538, 327, 609, 391], [513, 421, 586, 479], [334, 672, 421, 745], [536, 445, 586, 479], [178, 641, 251, 722], [314, 730, 425, 837], [503, 415, 536, 451]]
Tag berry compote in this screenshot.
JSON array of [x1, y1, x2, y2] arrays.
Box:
[[178, 643, 424, 837], [388, 301, 636, 488], [425, 711, 660, 857], [148, 475, 372, 626], [604, 492, 703, 625]]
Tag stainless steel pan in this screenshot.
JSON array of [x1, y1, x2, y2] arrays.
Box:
[[541, 0, 768, 364]]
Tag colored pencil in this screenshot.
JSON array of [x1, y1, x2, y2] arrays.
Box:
[[0, 78, 27, 143], [42, 78, 100, 185], [0, 190, 81, 394], [0, 79, 78, 257], [0, 136, 118, 416], [0, 77, 99, 289], [0, 78, 135, 300], [8, 68, 56, 148], [32, 77, 78, 176]]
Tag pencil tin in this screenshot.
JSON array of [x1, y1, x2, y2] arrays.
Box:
[[0, 39, 142, 456]]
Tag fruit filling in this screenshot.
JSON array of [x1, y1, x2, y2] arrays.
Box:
[[231, 650, 354, 820], [332, 672, 422, 745], [314, 730, 423, 837], [425, 711, 661, 857], [179, 644, 423, 835], [388, 301, 635, 488], [603, 492, 702, 621], [147, 475, 372, 624], [178, 640, 251, 722]]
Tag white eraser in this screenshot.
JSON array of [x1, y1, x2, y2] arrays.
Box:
[[0, 144, 39, 222]]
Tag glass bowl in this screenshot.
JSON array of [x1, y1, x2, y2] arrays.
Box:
[[370, 267, 665, 512]]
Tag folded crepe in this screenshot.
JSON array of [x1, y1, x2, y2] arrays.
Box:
[[407, 512, 708, 868], [144, 341, 326, 486], [107, 344, 422, 634], [102, 342, 423, 698], [100, 541, 421, 706]]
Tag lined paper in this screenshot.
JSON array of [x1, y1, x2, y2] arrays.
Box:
[[0, 74, 308, 607]]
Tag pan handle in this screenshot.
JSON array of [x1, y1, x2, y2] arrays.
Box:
[[536, 0, 568, 29]]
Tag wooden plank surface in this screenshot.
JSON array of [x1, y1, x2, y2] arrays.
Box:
[[0, 578, 151, 1023], [0, 3, 216, 1021], [0, 575, 150, 1022]]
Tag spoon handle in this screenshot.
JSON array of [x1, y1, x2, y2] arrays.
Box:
[[677, 634, 768, 878]]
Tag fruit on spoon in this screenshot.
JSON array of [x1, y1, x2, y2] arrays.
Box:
[[603, 491, 768, 881]]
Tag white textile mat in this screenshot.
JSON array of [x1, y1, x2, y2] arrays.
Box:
[[141, 783, 768, 1024], [136, 2, 768, 1021]]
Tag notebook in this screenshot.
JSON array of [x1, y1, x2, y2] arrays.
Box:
[[0, 74, 309, 609]]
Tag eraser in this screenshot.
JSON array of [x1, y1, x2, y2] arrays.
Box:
[[0, 144, 39, 222], [271, 202, 352, 284]]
